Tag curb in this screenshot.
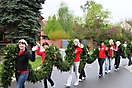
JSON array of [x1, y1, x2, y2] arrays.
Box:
[[124, 65, 132, 73]]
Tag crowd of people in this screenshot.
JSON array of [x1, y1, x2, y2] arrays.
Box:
[[15, 38, 132, 88]]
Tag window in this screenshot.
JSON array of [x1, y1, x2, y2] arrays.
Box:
[[0, 32, 4, 41]]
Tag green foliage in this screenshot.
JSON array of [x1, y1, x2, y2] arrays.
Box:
[[122, 43, 131, 58], [55, 40, 75, 72], [0, 43, 54, 86], [74, 0, 111, 41], [44, 15, 63, 35], [44, 15, 70, 40], [105, 27, 121, 41], [27, 45, 57, 83], [79, 44, 90, 73], [0, 44, 18, 88], [0, 41, 99, 87], [79, 53, 86, 73], [81, 0, 111, 29], [76, 0, 132, 42], [57, 2, 76, 38], [121, 30, 132, 43], [48, 30, 70, 40], [88, 48, 99, 64], [0, 0, 45, 44]]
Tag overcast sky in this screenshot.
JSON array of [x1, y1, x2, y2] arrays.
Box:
[[41, 0, 132, 23]]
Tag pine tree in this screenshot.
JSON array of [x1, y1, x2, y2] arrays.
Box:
[[0, 0, 45, 45]]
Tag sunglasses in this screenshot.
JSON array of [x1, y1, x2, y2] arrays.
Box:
[[18, 42, 26, 45]]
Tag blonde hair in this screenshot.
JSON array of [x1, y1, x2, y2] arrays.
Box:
[[109, 39, 113, 43], [74, 39, 80, 47]]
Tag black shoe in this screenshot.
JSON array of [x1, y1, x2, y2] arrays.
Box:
[[105, 71, 108, 74], [99, 74, 102, 78]]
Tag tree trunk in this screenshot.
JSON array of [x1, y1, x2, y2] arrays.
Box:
[[88, 39, 93, 50]]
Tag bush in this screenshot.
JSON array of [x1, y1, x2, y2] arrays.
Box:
[[48, 30, 70, 40]]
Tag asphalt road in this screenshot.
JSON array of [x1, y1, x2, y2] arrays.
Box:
[[8, 58, 132, 88]]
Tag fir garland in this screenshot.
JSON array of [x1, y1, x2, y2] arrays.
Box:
[[122, 44, 130, 58], [55, 40, 75, 72], [0, 44, 18, 88], [79, 53, 87, 73], [79, 44, 90, 73], [27, 45, 58, 83], [0, 40, 99, 88], [88, 48, 99, 64], [0, 44, 60, 87]]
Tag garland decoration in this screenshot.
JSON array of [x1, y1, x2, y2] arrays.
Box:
[[88, 48, 99, 64], [79, 44, 89, 73], [27, 45, 58, 83], [0, 40, 100, 88], [55, 40, 75, 72], [0, 44, 62, 87], [122, 44, 130, 58], [0, 44, 18, 88]]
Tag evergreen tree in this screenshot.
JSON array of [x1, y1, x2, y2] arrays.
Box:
[[0, 0, 45, 45]]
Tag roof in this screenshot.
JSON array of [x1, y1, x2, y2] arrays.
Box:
[[126, 21, 132, 26]]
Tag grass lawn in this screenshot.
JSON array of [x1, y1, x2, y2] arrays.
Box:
[[29, 56, 42, 68]]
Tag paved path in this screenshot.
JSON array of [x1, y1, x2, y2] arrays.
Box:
[[8, 58, 132, 88]]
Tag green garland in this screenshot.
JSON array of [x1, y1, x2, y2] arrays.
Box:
[[122, 44, 131, 58], [0, 40, 99, 88], [27, 45, 57, 83], [0, 44, 59, 87], [88, 48, 98, 64], [55, 40, 75, 72], [0, 44, 18, 88], [79, 44, 89, 73], [79, 53, 87, 73]]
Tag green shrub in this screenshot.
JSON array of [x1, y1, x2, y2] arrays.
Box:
[[48, 30, 70, 40]]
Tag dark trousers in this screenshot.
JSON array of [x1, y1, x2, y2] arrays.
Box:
[[44, 71, 54, 88], [115, 55, 121, 69], [128, 54, 132, 66], [98, 58, 105, 75], [79, 68, 86, 79]]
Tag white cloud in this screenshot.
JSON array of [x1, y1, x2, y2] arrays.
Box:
[[41, 0, 132, 23]]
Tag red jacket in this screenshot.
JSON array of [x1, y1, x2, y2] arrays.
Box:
[[108, 45, 116, 58], [98, 45, 107, 58], [36, 46, 45, 64], [74, 46, 82, 62]]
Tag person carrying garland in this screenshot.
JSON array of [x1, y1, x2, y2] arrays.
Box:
[[127, 41, 132, 66], [122, 41, 128, 59], [15, 39, 36, 88], [114, 41, 123, 72], [105, 39, 116, 74], [36, 42, 55, 88], [98, 40, 108, 78], [65, 39, 82, 87], [79, 40, 87, 82]]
